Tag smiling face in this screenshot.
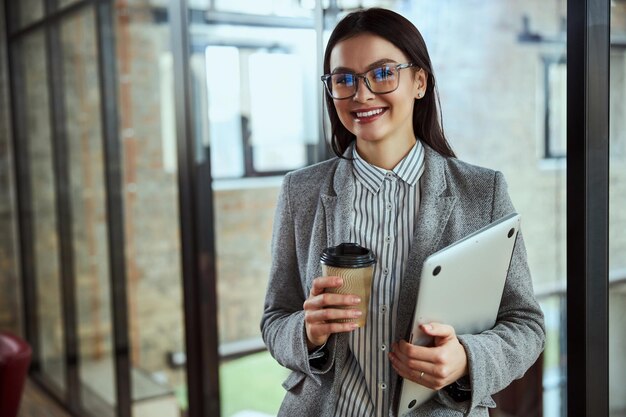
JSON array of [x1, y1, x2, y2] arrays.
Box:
[[329, 33, 426, 151]]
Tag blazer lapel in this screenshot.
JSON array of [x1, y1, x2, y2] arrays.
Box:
[[321, 154, 355, 247], [396, 146, 458, 340]]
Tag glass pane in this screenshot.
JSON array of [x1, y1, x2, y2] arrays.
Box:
[[114, 2, 188, 415], [191, 17, 317, 417], [14, 0, 44, 29], [60, 8, 117, 416], [200, 25, 318, 178], [610, 3, 626, 416], [213, 184, 286, 416], [21, 30, 66, 390]]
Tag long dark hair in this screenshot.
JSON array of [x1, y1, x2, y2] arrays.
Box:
[[323, 8, 456, 158]]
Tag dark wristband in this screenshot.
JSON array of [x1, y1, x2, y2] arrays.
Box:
[[443, 380, 472, 402], [309, 344, 329, 368]]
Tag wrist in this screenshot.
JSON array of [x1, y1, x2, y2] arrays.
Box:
[[443, 376, 472, 402]]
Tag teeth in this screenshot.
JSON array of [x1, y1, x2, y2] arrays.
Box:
[[356, 108, 384, 118]]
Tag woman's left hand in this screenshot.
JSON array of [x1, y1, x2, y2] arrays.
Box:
[[389, 323, 468, 390]]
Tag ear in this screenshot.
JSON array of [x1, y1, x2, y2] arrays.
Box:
[[413, 68, 427, 99]]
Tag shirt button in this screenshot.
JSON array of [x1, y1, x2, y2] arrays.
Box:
[[380, 305, 388, 314], [385, 236, 391, 243], [386, 202, 393, 210], [383, 268, 389, 275], [381, 344, 387, 351], [379, 382, 387, 390]]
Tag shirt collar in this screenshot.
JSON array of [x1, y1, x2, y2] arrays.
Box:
[[352, 140, 425, 194]]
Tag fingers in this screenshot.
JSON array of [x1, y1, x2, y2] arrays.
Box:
[[307, 321, 359, 344], [304, 276, 362, 348], [304, 308, 360, 347], [389, 339, 468, 390], [420, 322, 456, 344], [389, 351, 435, 388], [309, 275, 343, 297], [303, 292, 361, 310], [393, 339, 440, 364]]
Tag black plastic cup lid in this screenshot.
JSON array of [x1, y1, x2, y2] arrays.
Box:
[[320, 243, 376, 268]]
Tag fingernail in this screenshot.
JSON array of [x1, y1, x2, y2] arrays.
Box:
[[351, 323, 359, 328], [354, 310, 362, 317], [422, 324, 432, 331], [352, 297, 361, 303], [337, 277, 344, 285]]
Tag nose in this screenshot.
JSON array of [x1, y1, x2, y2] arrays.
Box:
[[353, 76, 375, 103]]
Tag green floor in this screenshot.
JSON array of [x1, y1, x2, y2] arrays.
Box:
[[175, 351, 289, 417]]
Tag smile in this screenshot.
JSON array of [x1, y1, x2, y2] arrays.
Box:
[[355, 108, 385, 118], [352, 107, 387, 122]]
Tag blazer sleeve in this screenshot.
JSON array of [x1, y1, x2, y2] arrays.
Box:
[[455, 171, 546, 412], [260, 173, 335, 385]]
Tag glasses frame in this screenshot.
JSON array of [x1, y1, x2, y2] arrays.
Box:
[[321, 62, 416, 100]]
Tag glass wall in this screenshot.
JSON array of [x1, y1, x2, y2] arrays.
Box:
[[5, 0, 190, 415], [609, 3, 626, 417], [21, 29, 67, 391]]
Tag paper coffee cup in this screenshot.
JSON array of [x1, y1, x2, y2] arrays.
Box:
[[320, 243, 376, 327]]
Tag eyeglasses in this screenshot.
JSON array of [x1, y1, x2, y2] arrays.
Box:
[[321, 63, 416, 100]]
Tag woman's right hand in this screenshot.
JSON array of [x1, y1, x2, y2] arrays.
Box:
[[303, 276, 362, 350]]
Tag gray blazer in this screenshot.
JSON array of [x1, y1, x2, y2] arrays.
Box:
[[261, 144, 545, 417]]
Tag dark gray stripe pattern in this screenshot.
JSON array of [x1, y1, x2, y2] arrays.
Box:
[[334, 141, 425, 417]]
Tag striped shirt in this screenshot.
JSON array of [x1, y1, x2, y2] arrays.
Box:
[[334, 140, 425, 417]]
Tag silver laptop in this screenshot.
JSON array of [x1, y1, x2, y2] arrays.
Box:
[[397, 212, 521, 416]]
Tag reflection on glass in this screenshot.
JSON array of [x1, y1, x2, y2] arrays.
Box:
[[61, 8, 116, 415], [248, 51, 306, 171], [545, 57, 567, 159], [114, 1, 187, 415], [212, 0, 313, 17], [206, 46, 245, 178], [22, 30, 66, 390], [609, 3, 626, 414], [200, 25, 318, 178]]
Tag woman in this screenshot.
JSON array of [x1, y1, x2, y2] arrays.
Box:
[[261, 8, 545, 417]]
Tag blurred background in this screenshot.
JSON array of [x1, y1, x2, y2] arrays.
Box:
[[0, 0, 624, 416]]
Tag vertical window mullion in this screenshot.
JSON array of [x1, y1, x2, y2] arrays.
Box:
[[94, 0, 132, 416], [566, 0, 610, 416], [170, 1, 221, 416]]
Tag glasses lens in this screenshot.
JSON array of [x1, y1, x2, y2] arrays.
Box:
[[367, 66, 398, 93], [329, 73, 356, 99]]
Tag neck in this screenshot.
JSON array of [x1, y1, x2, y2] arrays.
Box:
[[355, 136, 417, 170]]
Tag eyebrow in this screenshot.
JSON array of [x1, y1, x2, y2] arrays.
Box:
[[331, 58, 398, 74]]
